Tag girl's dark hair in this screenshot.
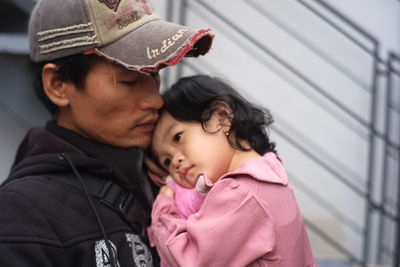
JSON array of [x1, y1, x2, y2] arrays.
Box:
[[33, 53, 103, 115], [162, 75, 277, 155]]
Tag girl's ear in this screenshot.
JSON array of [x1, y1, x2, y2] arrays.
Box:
[[42, 63, 71, 108], [204, 103, 233, 133]]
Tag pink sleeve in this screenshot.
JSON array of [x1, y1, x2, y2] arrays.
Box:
[[167, 180, 206, 219], [149, 178, 275, 267]]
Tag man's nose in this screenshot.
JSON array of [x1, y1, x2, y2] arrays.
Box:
[[139, 90, 164, 110]]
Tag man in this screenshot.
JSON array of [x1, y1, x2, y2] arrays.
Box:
[[0, 0, 213, 266]]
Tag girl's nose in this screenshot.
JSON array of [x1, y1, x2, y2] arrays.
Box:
[[172, 153, 184, 169]]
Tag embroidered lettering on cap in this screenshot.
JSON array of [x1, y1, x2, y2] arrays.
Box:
[[146, 29, 189, 59], [98, 0, 121, 11], [103, 6, 142, 29]]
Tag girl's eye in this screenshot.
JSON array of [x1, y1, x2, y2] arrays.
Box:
[[163, 158, 171, 167], [173, 132, 183, 143]]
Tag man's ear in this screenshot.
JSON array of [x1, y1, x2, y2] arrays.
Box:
[[204, 103, 233, 133], [42, 63, 71, 108]]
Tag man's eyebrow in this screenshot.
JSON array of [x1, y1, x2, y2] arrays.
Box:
[[115, 65, 140, 77]]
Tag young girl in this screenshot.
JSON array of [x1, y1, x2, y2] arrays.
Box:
[[147, 75, 317, 267]]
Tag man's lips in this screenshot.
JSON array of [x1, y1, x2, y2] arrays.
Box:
[[136, 121, 156, 128], [133, 117, 158, 130]]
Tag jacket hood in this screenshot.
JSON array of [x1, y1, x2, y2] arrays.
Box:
[[5, 121, 150, 198], [5, 121, 155, 208], [5, 126, 110, 185]]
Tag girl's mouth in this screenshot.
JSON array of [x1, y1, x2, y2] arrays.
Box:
[[179, 166, 193, 183]]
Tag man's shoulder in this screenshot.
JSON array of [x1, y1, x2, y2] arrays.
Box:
[[0, 175, 62, 243], [0, 175, 102, 243], [0, 174, 76, 206]]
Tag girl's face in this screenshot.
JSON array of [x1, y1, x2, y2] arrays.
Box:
[[151, 111, 236, 188]]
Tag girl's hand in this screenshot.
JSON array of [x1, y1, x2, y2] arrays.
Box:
[[144, 153, 168, 177], [159, 186, 174, 198], [144, 152, 168, 186]]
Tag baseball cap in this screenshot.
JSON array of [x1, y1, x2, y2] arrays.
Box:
[[29, 0, 214, 72]]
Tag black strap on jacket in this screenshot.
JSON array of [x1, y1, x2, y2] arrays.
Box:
[[43, 172, 147, 236]]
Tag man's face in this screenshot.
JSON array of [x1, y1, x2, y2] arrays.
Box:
[[59, 60, 163, 148]]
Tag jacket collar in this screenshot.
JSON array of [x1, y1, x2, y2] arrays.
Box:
[[204, 152, 288, 187]]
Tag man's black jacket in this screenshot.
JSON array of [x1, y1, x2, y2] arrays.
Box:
[[0, 121, 159, 266]]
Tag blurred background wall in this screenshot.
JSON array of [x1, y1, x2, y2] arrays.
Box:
[[0, 0, 399, 266]]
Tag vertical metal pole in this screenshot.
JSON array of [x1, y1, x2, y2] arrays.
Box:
[[395, 142, 400, 267], [363, 45, 380, 264], [377, 57, 391, 263], [166, 0, 174, 31], [391, 54, 400, 267], [176, 0, 188, 80], [162, 0, 174, 90]]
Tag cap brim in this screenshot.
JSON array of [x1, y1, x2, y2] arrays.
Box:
[[91, 19, 213, 73]]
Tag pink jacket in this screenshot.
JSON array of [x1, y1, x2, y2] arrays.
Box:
[[148, 153, 317, 267]]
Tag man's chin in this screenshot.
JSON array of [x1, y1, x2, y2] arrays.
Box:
[[102, 133, 152, 149], [126, 137, 151, 149]]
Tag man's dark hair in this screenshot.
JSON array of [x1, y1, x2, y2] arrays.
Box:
[[33, 54, 103, 115], [162, 75, 277, 155]]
